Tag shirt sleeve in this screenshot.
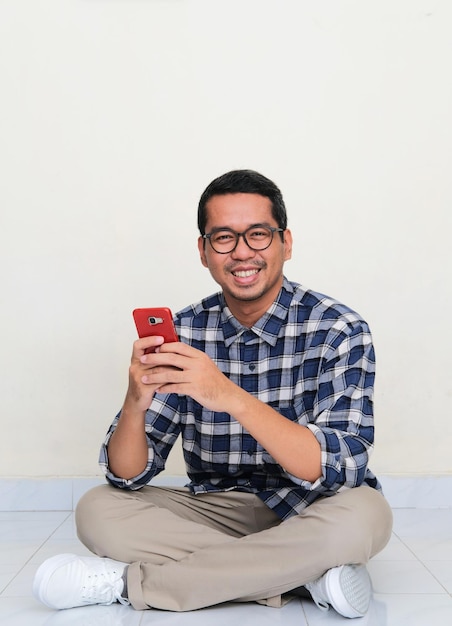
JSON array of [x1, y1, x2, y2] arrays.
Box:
[[285, 318, 376, 494], [99, 392, 181, 489]]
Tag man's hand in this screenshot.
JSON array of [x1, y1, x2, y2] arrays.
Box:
[[115, 339, 321, 484], [138, 342, 238, 412], [123, 335, 175, 413], [108, 334, 179, 480]]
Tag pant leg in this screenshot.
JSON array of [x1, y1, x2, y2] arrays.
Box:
[[76, 484, 392, 612], [76, 485, 280, 564]]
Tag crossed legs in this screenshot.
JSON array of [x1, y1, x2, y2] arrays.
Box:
[[75, 485, 393, 611]]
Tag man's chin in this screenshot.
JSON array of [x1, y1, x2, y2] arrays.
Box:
[[224, 284, 267, 303]]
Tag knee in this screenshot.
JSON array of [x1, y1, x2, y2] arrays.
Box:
[[340, 487, 393, 561], [303, 486, 393, 566], [364, 488, 393, 557], [75, 484, 117, 553]]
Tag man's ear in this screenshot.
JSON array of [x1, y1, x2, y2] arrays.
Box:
[[284, 229, 293, 261], [198, 236, 209, 268]]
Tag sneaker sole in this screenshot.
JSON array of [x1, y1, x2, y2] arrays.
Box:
[[33, 553, 79, 608], [328, 564, 372, 618]]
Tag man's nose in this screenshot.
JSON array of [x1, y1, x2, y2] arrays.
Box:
[[231, 234, 255, 257]]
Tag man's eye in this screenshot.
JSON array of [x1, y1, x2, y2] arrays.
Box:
[[214, 232, 234, 242], [249, 229, 269, 239]]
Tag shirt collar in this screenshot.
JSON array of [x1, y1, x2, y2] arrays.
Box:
[[220, 277, 294, 347]]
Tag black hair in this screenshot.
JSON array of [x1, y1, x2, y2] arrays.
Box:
[[197, 169, 288, 235]]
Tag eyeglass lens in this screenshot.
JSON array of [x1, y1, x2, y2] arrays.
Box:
[[209, 226, 276, 253]]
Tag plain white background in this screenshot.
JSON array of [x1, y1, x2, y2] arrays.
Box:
[[0, 0, 450, 482]]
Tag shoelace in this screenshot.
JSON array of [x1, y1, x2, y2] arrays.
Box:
[[81, 572, 130, 606]]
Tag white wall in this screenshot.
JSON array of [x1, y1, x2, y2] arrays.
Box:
[[1, 0, 451, 481]]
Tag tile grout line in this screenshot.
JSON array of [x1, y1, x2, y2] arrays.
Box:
[[392, 530, 451, 595], [0, 511, 73, 596]]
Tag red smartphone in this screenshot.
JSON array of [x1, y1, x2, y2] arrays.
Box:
[[132, 307, 179, 352]]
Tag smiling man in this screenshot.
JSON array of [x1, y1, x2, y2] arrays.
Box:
[[33, 170, 393, 619], [198, 192, 292, 322]]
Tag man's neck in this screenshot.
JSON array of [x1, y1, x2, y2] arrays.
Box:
[[223, 282, 284, 328], [227, 304, 265, 328]]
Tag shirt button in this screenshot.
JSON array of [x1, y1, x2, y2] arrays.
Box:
[[249, 364, 256, 371]]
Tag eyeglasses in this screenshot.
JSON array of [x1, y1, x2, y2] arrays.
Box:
[[202, 225, 284, 254]]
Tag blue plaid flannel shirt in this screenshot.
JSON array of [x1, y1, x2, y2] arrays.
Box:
[[100, 277, 381, 520]]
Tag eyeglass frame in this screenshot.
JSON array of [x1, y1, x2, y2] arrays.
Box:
[[202, 224, 285, 254]]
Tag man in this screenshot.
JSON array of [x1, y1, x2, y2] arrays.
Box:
[[33, 170, 392, 618]]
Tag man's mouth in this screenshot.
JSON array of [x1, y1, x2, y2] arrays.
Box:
[[231, 269, 260, 278]]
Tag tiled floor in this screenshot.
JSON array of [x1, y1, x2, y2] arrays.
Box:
[[1, 508, 452, 625]]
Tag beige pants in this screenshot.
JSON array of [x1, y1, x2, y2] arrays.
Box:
[[76, 484, 393, 611]]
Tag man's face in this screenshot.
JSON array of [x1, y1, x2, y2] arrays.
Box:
[[197, 193, 292, 319]]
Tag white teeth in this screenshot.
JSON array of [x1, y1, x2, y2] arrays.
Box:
[[233, 269, 259, 277]]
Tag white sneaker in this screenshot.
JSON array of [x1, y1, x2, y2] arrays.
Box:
[[33, 553, 130, 610], [304, 564, 372, 618]]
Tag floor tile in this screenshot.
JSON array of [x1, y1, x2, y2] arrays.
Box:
[[0, 543, 47, 568], [24, 604, 144, 626], [48, 517, 78, 541], [27, 541, 94, 566], [370, 593, 452, 625], [392, 509, 452, 561], [0, 519, 69, 545], [423, 561, 452, 593], [398, 537, 452, 562], [301, 593, 452, 625], [367, 559, 446, 594], [0, 564, 19, 594], [370, 534, 417, 562], [1, 508, 452, 626], [139, 599, 306, 625], [392, 508, 452, 538], [0, 512, 69, 523], [0, 597, 56, 626]]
